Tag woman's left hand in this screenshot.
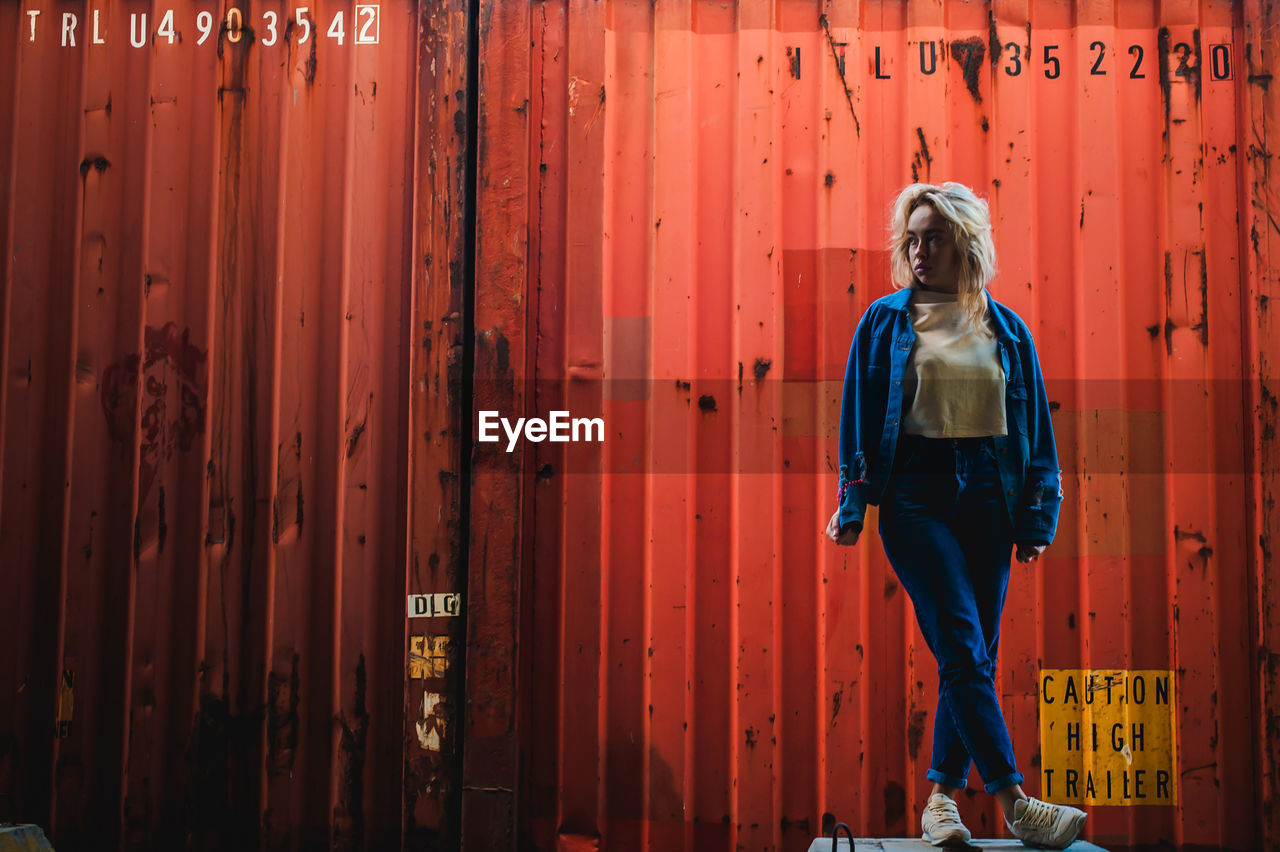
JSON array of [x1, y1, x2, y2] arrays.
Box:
[[1015, 542, 1047, 563]]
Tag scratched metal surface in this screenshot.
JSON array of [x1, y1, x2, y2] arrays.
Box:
[[487, 1, 1279, 851], [0, 0, 470, 849], [459, 0, 528, 847], [409, 0, 471, 846], [1240, 3, 1280, 851]]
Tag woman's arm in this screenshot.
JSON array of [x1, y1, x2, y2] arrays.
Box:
[[835, 306, 878, 535], [1014, 326, 1064, 546]]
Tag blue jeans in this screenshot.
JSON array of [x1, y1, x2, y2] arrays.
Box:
[[877, 434, 1024, 794]]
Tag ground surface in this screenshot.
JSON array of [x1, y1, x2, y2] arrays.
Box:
[[805, 839, 1109, 852]]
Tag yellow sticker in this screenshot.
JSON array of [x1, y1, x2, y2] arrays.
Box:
[[408, 636, 427, 679], [408, 635, 450, 679], [1039, 669, 1177, 806]]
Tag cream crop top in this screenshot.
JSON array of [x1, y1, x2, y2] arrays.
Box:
[[902, 289, 1007, 438]]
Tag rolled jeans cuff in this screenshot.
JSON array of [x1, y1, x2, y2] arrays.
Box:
[[982, 771, 1024, 794], [926, 768, 969, 790]]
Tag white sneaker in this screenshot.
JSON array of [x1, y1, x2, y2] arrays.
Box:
[[921, 792, 972, 846], [1005, 796, 1087, 849]]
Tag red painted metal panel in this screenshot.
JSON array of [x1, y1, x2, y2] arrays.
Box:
[[0, 0, 469, 848], [470, 1, 1280, 850], [407, 0, 470, 845], [1241, 3, 1280, 851], [4, 1, 1279, 850], [463, 0, 529, 848]]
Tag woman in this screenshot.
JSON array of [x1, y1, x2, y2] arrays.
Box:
[[824, 182, 1086, 848]]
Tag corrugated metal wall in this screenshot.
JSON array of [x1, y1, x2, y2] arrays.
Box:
[[1239, 2, 1280, 850], [6, 0, 1280, 850], [472, 1, 1280, 850], [0, 0, 471, 848]]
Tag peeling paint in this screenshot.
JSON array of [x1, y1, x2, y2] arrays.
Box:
[[416, 693, 446, 751], [949, 37, 986, 104]]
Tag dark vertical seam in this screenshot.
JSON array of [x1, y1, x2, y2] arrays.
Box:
[[453, 0, 480, 847]]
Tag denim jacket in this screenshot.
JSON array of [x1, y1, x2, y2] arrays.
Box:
[[836, 287, 1063, 545]]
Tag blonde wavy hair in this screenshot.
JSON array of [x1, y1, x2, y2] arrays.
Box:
[[888, 182, 997, 334]]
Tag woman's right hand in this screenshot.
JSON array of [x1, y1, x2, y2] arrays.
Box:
[[825, 510, 861, 546]]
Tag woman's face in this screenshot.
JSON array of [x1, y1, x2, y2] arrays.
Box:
[[906, 203, 961, 292]]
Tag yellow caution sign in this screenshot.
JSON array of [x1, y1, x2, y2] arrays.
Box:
[[1039, 669, 1177, 806]]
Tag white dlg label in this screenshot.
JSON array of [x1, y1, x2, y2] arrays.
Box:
[[408, 593, 461, 619]]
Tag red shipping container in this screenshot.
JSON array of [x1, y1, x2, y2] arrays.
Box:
[[2, 0, 1280, 850]]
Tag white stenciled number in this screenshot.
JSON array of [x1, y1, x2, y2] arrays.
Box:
[[196, 10, 212, 44], [326, 10, 344, 44], [356, 6, 378, 44], [156, 10, 175, 44], [261, 11, 278, 46], [295, 7, 311, 43], [225, 7, 242, 43]]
